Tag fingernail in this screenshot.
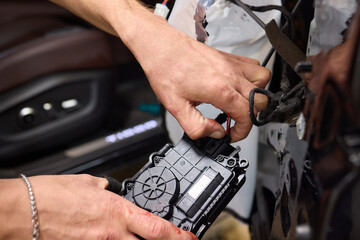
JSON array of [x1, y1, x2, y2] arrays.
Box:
[[209, 131, 224, 139]]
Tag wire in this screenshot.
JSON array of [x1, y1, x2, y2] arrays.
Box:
[[231, 0, 305, 126], [162, 0, 169, 5], [248, 80, 305, 126], [249, 88, 279, 126], [229, 117, 232, 132], [246, 4, 294, 37], [226, 115, 232, 135], [228, 116, 232, 135], [226, 115, 230, 135], [232, 0, 266, 29], [231, 0, 302, 68], [261, 0, 304, 66]]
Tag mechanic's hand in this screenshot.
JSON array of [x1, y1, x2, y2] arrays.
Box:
[[147, 40, 270, 142], [111, 14, 271, 142], [6, 175, 197, 240], [50, 0, 271, 142]]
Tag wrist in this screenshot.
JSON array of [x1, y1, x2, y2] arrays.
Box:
[[0, 178, 32, 240], [104, 0, 169, 52]]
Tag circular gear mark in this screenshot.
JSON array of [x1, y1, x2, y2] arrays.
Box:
[[132, 166, 179, 219], [142, 176, 166, 200]]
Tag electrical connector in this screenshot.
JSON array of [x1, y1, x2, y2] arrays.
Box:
[[154, 3, 170, 19]]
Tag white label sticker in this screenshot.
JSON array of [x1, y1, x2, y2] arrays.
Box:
[[188, 175, 212, 199]]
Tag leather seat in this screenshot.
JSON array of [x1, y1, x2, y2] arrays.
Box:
[[0, 1, 121, 162]]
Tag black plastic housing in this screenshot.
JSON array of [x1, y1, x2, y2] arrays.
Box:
[[120, 135, 248, 239]]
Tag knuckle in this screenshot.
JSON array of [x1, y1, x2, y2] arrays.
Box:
[[78, 174, 95, 183], [229, 102, 250, 121], [104, 195, 123, 218], [147, 220, 167, 239], [253, 59, 261, 65], [220, 86, 238, 103]]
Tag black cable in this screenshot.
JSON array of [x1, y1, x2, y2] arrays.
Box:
[[227, 0, 306, 126], [249, 81, 305, 126], [280, 81, 304, 102], [245, 4, 294, 39], [262, 0, 304, 66], [227, 116, 232, 136], [249, 88, 279, 126], [231, 0, 307, 126], [232, 0, 266, 29], [231, 0, 296, 40], [228, 117, 232, 133]]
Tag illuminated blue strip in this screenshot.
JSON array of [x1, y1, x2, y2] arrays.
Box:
[[105, 120, 158, 143]]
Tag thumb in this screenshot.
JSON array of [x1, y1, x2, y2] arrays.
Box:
[[171, 101, 225, 140]]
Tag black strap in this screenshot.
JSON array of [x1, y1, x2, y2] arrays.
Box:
[[265, 20, 306, 81]]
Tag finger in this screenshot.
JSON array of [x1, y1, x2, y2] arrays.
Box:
[[126, 208, 196, 240], [206, 87, 258, 141], [233, 79, 269, 111], [238, 63, 271, 88], [207, 87, 250, 123], [229, 112, 255, 142], [168, 100, 225, 140], [253, 93, 269, 111], [230, 122, 253, 142], [217, 50, 260, 65]]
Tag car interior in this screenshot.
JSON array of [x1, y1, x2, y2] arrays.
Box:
[[0, 0, 171, 179]]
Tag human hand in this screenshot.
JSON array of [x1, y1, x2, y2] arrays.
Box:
[[1, 175, 197, 240], [144, 40, 271, 142], [113, 14, 271, 141], [49, 0, 271, 142]]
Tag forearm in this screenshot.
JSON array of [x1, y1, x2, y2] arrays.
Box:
[[0, 179, 32, 240], [49, 0, 186, 80], [49, 0, 116, 35], [49, 0, 154, 39], [50, 0, 173, 72]]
